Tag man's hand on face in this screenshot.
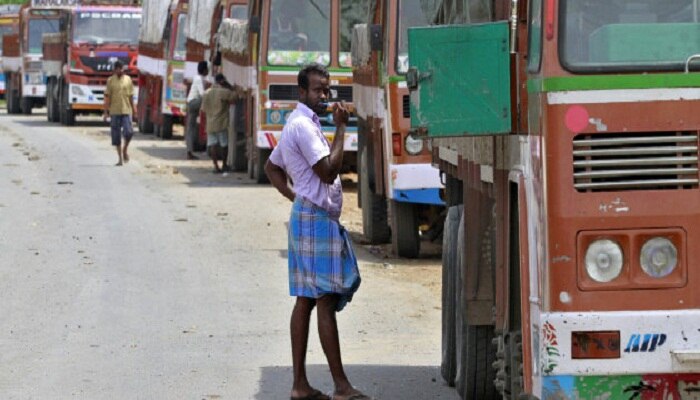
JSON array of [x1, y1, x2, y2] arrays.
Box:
[[332, 101, 349, 126]]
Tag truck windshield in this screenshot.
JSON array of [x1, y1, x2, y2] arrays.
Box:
[[267, 0, 330, 66], [396, 0, 432, 74], [339, 0, 371, 67], [173, 13, 186, 60], [28, 18, 59, 54], [561, 0, 700, 72], [74, 12, 141, 45]]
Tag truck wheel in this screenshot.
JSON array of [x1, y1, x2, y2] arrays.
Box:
[[47, 79, 60, 122], [137, 90, 154, 133], [441, 205, 463, 386], [59, 82, 75, 126], [161, 114, 173, 139], [458, 325, 499, 400], [20, 96, 32, 115], [253, 147, 270, 184], [390, 200, 420, 258], [359, 145, 390, 244], [230, 129, 247, 171], [7, 75, 20, 114]]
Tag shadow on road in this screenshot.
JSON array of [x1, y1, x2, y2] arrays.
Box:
[[254, 364, 453, 400], [139, 144, 190, 161]]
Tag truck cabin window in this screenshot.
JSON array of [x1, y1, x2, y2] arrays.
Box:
[[561, 0, 700, 72], [28, 18, 59, 54], [267, 0, 330, 66], [396, 0, 492, 74], [339, 0, 372, 68], [74, 12, 141, 46]]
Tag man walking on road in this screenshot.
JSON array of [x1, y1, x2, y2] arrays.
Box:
[[265, 63, 369, 400], [201, 73, 240, 173], [103, 60, 134, 166], [185, 61, 209, 160]]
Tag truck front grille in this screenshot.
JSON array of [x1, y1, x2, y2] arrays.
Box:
[[402, 95, 410, 118], [573, 132, 699, 192]]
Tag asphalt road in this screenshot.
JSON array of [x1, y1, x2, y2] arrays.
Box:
[[0, 112, 459, 400]]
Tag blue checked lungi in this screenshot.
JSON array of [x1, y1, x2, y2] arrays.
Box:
[[288, 197, 361, 312]]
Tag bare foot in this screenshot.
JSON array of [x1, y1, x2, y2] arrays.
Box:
[[123, 152, 129, 163], [115, 161, 123, 166]]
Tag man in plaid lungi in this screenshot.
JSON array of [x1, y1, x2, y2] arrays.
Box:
[[265, 63, 369, 400]]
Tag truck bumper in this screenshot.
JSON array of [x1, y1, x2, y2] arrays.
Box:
[[388, 163, 443, 206], [22, 83, 46, 97], [256, 130, 358, 152], [69, 83, 138, 110], [536, 310, 700, 398]]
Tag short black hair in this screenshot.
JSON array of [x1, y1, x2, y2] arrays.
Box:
[[113, 60, 124, 70], [214, 73, 227, 84], [197, 61, 208, 75], [298, 63, 329, 90]]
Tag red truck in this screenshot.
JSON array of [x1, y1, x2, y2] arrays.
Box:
[[42, 0, 141, 125]]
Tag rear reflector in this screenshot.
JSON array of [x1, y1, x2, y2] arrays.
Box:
[[392, 132, 402, 156], [572, 331, 621, 359]]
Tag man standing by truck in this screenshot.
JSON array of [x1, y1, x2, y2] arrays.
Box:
[[185, 61, 209, 160], [104, 60, 135, 166], [264, 64, 369, 400], [201, 73, 239, 173]]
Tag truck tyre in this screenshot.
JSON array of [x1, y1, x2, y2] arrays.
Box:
[[252, 147, 271, 184], [454, 204, 498, 399], [459, 326, 499, 400], [230, 129, 247, 171], [47, 79, 60, 122], [137, 89, 154, 133], [359, 145, 390, 244], [441, 205, 463, 386], [161, 114, 173, 139], [20, 96, 32, 115], [390, 200, 420, 258], [60, 82, 75, 126], [7, 75, 20, 114]]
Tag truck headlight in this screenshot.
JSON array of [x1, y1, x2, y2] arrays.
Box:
[[640, 237, 677, 278], [404, 134, 424, 155], [585, 239, 623, 282], [268, 110, 282, 124], [71, 85, 86, 96]]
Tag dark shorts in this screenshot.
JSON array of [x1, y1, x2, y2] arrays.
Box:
[[110, 114, 133, 146]]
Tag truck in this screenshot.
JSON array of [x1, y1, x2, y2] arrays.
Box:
[[137, 0, 188, 139], [42, 0, 141, 125], [407, 0, 700, 399], [184, 0, 248, 150], [0, 5, 20, 100], [351, 0, 445, 258], [2, 1, 62, 115], [215, 0, 366, 183]]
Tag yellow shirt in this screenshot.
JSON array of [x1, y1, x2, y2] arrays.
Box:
[[201, 85, 238, 134], [105, 74, 134, 115]]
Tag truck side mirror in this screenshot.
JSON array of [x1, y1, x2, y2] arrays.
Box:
[[369, 24, 382, 51], [249, 16, 260, 34]]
